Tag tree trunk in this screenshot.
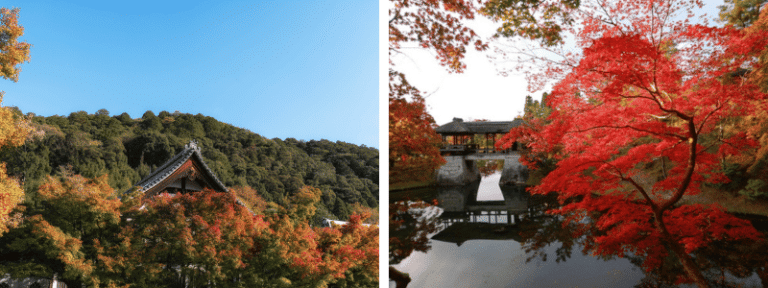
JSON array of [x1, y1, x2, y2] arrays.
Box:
[[654, 210, 710, 288]]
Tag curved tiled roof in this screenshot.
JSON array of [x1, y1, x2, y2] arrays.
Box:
[[133, 140, 228, 194]]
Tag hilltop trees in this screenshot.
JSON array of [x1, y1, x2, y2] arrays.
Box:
[[495, 0, 768, 286], [1, 111, 378, 222]]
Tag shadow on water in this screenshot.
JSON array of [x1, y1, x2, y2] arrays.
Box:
[[390, 176, 768, 288]]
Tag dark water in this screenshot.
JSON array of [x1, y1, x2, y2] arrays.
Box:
[[390, 173, 768, 288]]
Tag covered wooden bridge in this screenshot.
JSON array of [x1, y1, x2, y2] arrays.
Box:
[[435, 118, 524, 155]]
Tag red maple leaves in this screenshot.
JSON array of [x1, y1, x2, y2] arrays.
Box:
[[497, 0, 768, 286]]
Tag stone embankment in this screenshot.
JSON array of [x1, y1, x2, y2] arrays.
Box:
[[436, 152, 528, 186]]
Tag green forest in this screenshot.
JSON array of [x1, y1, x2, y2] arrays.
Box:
[[0, 108, 378, 222]]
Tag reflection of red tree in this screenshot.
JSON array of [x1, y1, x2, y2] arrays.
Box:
[[477, 160, 502, 177], [389, 199, 442, 287]]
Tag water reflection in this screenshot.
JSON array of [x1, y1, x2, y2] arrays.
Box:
[[390, 178, 768, 288], [476, 172, 505, 201]]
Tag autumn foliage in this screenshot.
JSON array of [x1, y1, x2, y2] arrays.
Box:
[[389, 71, 445, 183], [0, 8, 31, 82], [389, 0, 487, 73], [495, 0, 768, 286], [0, 177, 377, 287], [388, 0, 489, 184], [0, 7, 31, 236], [0, 174, 120, 287]]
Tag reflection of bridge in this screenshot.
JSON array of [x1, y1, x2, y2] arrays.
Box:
[[435, 118, 529, 186], [435, 183, 530, 225]]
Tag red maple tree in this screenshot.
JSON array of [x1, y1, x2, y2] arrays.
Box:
[[496, 0, 768, 286]]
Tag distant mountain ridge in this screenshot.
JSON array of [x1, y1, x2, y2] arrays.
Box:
[[0, 109, 378, 220]]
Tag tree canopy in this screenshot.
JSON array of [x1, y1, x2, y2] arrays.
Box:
[[0, 7, 31, 236], [496, 0, 768, 286], [0, 110, 378, 222]]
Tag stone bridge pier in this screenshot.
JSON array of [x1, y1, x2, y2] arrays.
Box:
[[436, 156, 481, 186], [436, 152, 528, 186]]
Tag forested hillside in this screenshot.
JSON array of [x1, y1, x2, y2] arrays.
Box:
[[0, 109, 378, 220]]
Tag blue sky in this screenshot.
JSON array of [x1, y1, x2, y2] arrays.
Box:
[[2, 0, 378, 148]]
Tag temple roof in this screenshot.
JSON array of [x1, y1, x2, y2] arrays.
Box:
[[133, 140, 228, 195], [435, 118, 524, 134]]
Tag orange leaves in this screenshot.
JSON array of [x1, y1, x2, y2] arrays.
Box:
[[22, 214, 95, 283], [0, 96, 30, 149], [125, 190, 257, 285], [0, 8, 31, 82], [0, 163, 23, 235], [0, 96, 29, 236], [36, 173, 122, 239]]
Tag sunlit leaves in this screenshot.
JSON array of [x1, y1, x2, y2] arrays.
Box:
[[0, 95, 30, 236], [389, 0, 487, 73], [0, 8, 30, 82], [0, 163, 23, 236], [481, 0, 579, 47]]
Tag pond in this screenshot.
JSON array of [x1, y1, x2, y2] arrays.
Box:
[[390, 172, 768, 288]]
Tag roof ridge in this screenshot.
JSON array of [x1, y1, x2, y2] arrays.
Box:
[[189, 147, 228, 192], [134, 146, 193, 187]]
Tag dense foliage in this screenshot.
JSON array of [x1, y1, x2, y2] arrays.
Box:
[[0, 109, 378, 221], [0, 174, 378, 287], [494, 0, 768, 286], [0, 7, 31, 236]]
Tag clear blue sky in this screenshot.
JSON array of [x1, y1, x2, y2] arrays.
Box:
[[2, 0, 378, 148]]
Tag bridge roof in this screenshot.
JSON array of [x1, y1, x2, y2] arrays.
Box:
[[435, 118, 524, 134]]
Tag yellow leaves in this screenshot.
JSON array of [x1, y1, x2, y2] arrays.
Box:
[[0, 163, 23, 235], [0, 8, 31, 82], [0, 96, 27, 236], [0, 95, 30, 149], [287, 185, 321, 223]]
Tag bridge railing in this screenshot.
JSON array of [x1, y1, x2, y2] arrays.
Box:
[[440, 144, 513, 155]]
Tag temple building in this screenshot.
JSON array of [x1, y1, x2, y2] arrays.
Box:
[[132, 140, 228, 197]]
